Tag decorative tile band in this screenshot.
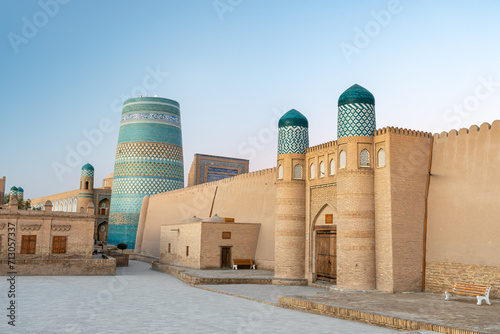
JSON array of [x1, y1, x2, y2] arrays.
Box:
[[81, 169, 94, 177], [278, 126, 309, 155], [338, 103, 376, 138]]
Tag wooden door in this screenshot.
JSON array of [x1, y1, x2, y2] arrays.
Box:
[[221, 247, 231, 268], [21, 235, 36, 254], [315, 230, 337, 282]]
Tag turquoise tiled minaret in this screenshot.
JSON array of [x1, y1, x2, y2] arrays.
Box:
[[278, 109, 309, 155], [16, 187, 24, 202], [9, 186, 17, 199], [108, 97, 184, 249], [338, 84, 376, 138]]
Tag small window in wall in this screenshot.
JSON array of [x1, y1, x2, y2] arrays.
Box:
[[319, 162, 325, 177], [339, 151, 346, 169], [222, 232, 231, 239], [378, 148, 386, 167], [186, 246, 189, 257], [310, 163, 315, 179], [278, 165, 283, 179], [330, 159, 335, 175], [360, 149, 370, 167], [21, 235, 36, 254], [52, 236, 67, 254], [168, 243, 171, 253], [293, 164, 302, 179], [85, 181, 89, 190]]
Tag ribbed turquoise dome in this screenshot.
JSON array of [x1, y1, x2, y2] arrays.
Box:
[[82, 163, 94, 171], [338, 84, 375, 106], [278, 109, 308, 128]]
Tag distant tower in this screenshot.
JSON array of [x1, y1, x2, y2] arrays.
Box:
[[273, 109, 309, 285], [9, 186, 18, 203], [77, 163, 95, 213], [336, 84, 376, 290], [108, 97, 184, 249], [17, 187, 24, 202]]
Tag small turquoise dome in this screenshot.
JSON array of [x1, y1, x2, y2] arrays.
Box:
[[82, 163, 94, 171], [278, 109, 308, 128], [81, 163, 95, 177], [10, 186, 18, 192], [338, 84, 375, 106], [17, 187, 24, 192]]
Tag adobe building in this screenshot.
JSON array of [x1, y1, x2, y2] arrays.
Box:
[[30, 164, 112, 243], [187, 154, 249, 186], [133, 85, 500, 297], [0, 199, 115, 275]]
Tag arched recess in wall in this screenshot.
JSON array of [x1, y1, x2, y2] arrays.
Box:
[[309, 202, 338, 273], [330, 159, 335, 175], [339, 151, 346, 169], [85, 181, 89, 190], [98, 198, 110, 216], [360, 149, 370, 167], [310, 163, 315, 179], [311, 202, 338, 227], [278, 165, 283, 179], [378, 148, 386, 167], [319, 161, 325, 177], [293, 164, 302, 179]]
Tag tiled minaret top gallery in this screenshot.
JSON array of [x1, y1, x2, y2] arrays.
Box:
[[108, 97, 184, 248]]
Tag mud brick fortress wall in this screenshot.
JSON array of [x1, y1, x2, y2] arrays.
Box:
[[425, 121, 500, 298], [136, 168, 277, 270]]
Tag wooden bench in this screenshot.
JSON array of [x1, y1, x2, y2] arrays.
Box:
[[445, 282, 492, 305], [232, 259, 256, 270]]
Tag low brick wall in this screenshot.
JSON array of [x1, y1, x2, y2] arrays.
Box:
[[0, 258, 116, 276], [425, 261, 500, 298], [152, 262, 272, 285], [130, 253, 159, 263], [108, 253, 129, 267]]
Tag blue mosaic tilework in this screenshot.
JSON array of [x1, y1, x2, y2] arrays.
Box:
[[207, 173, 236, 182], [196, 155, 248, 185], [10, 187, 17, 196], [277, 126, 309, 154], [111, 178, 183, 196], [107, 217, 139, 248], [337, 103, 376, 138], [115, 142, 183, 162], [207, 166, 239, 174], [117, 123, 182, 146], [109, 97, 184, 249]]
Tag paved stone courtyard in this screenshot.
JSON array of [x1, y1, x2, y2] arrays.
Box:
[[0, 261, 398, 333]]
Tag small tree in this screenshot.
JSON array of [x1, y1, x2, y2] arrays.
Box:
[[117, 243, 128, 253]]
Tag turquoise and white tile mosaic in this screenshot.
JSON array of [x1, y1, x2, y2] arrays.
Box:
[[337, 103, 376, 138], [278, 126, 309, 155]]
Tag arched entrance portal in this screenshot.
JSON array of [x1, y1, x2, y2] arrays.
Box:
[[97, 221, 108, 242], [312, 203, 337, 282]]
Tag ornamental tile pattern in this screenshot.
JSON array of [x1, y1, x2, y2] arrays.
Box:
[[109, 97, 184, 249], [81, 169, 94, 177], [278, 126, 309, 155], [337, 103, 376, 138]]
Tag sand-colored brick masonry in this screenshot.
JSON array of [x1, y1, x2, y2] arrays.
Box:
[[139, 167, 277, 270]]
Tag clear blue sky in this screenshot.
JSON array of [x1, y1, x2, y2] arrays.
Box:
[[2, 0, 500, 199]]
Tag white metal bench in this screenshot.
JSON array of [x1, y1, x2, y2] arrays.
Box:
[[232, 259, 256, 270], [445, 282, 492, 305]]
